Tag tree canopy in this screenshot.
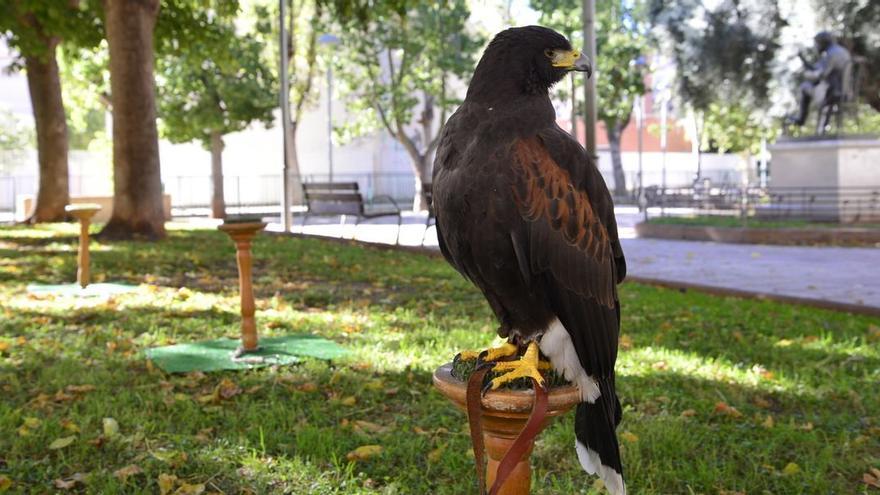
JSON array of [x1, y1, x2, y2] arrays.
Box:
[[155, 15, 277, 148], [324, 0, 482, 208]]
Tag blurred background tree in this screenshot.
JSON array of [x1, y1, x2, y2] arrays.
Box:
[[0, 0, 102, 222], [156, 11, 277, 219], [322, 0, 482, 210]]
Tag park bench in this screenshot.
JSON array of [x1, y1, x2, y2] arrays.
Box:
[[302, 182, 402, 244]]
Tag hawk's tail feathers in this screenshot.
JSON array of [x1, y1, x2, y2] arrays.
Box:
[[575, 381, 625, 495]]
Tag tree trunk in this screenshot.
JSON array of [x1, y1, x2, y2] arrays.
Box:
[[25, 46, 70, 223], [607, 123, 627, 197], [99, 0, 166, 240], [411, 155, 431, 212], [287, 120, 304, 205], [210, 131, 225, 219]]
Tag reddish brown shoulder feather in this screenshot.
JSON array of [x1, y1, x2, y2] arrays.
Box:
[[510, 137, 617, 306]]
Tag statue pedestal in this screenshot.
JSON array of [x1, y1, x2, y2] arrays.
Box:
[[65, 204, 102, 288], [218, 220, 267, 353], [764, 137, 880, 222], [432, 363, 580, 495]]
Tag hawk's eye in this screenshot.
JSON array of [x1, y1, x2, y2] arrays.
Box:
[[544, 49, 555, 58]]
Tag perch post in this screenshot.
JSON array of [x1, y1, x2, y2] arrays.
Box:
[[432, 363, 580, 495], [218, 220, 267, 352], [65, 204, 102, 288]]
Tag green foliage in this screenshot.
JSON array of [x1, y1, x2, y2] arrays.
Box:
[[324, 0, 481, 149], [649, 0, 784, 154], [0, 109, 35, 152], [0, 0, 102, 62], [58, 41, 111, 150], [0, 225, 878, 493], [701, 102, 777, 155], [155, 14, 277, 147]]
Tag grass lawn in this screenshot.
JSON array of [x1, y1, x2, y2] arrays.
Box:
[[1, 224, 878, 494], [647, 215, 880, 230]]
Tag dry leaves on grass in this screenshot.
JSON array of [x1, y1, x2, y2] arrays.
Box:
[[864, 468, 880, 488], [0, 476, 12, 492], [346, 445, 383, 461], [53, 473, 86, 490], [103, 417, 120, 438], [352, 420, 392, 435], [713, 402, 743, 418], [113, 464, 143, 481], [48, 436, 76, 450]]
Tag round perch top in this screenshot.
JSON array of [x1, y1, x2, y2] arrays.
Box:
[[65, 203, 102, 220], [65, 203, 102, 213], [432, 363, 580, 415], [217, 220, 268, 235]]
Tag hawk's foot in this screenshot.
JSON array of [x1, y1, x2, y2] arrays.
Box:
[[456, 342, 518, 363], [487, 341, 550, 390]]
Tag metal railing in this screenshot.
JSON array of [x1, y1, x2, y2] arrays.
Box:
[[644, 185, 880, 224]]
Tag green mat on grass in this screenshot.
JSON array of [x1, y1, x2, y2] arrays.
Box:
[[145, 334, 348, 373], [27, 282, 138, 297]]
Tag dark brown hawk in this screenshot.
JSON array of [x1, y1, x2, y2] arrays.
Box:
[[432, 26, 627, 494]]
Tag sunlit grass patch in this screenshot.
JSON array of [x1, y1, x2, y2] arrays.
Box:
[[0, 225, 878, 494]]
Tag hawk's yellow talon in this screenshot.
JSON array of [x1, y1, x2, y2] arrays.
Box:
[[458, 350, 481, 360], [483, 342, 519, 362], [487, 341, 547, 389]]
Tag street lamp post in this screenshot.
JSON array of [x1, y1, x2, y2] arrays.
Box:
[[279, 0, 292, 232], [318, 33, 340, 183]]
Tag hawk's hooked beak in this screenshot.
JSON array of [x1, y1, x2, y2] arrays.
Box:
[[550, 49, 593, 78]]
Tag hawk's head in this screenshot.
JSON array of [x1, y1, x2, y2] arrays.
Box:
[[467, 26, 591, 102]]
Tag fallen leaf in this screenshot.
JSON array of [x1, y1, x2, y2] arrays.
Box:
[[762, 415, 775, 429], [799, 422, 814, 431], [173, 483, 205, 495], [61, 419, 80, 433], [159, 473, 178, 495], [680, 409, 697, 418], [620, 431, 639, 443], [428, 444, 445, 463], [296, 382, 318, 393], [0, 476, 11, 492], [0, 342, 9, 353], [340, 396, 357, 406], [113, 464, 143, 481], [713, 402, 743, 418], [23, 417, 41, 429], [53, 473, 85, 490], [619, 335, 633, 350], [781, 462, 800, 476], [49, 436, 76, 450], [346, 445, 383, 461], [753, 397, 771, 409], [863, 468, 880, 488], [217, 378, 242, 400], [651, 361, 668, 371], [353, 420, 391, 435], [103, 417, 120, 438]]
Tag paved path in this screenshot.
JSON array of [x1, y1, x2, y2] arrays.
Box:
[[256, 207, 880, 314]]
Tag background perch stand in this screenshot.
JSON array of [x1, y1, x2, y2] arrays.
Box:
[[65, 204, 102, 288], [433, 363, 580, 495], [218, 220, 267, 354]]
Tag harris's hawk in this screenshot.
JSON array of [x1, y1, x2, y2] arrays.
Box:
[[432, 26, 627, 494]]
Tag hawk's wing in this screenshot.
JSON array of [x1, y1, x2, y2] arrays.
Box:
[[510, 129, 626, 311]]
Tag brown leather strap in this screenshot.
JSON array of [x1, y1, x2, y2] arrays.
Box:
[[467, 366, 491, 495], [488, 378, 548, 495]]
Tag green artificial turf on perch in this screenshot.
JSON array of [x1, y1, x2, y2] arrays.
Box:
[[145, 334, 348, 373]]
